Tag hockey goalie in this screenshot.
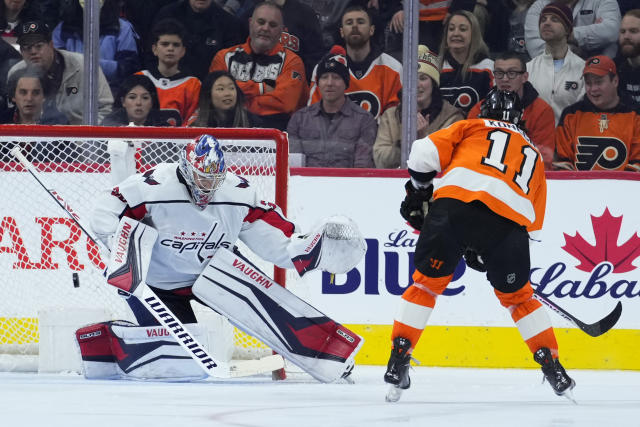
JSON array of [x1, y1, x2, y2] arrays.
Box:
[[77, 134, 366, 382]]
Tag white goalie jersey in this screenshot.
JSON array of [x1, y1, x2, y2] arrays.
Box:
[[90, 163, 298, 291]]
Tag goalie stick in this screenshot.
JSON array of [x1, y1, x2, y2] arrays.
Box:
[[533, 289, 622, 337], [10, 146, 284, 378]]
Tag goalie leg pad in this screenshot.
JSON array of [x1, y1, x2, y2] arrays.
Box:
[[193, 247, 364, 383], [76, 320, 208, 381]]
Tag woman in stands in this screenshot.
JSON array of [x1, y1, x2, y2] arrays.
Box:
[[102, 74, 180, 127], [193, 71, 260, 128], [438, 10, 494, 115], [374, 45, 463, 169]]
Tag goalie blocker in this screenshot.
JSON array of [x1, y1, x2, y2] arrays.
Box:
[[193, 247, 364, 383]]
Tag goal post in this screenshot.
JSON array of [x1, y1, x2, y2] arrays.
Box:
[[0, 125, 289, 372]]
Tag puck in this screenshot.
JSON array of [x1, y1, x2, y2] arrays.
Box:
[[73, 272, 80, 288]]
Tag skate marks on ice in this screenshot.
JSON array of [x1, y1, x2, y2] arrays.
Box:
[[1, 366, 639, 427]]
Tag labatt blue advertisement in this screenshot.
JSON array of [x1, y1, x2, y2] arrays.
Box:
[[287, 172, 640, 370]]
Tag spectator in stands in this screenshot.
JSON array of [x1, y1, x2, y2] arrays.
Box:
[[0, 66, 68, 124], [374, 44, 463, 169], [153, 0, 246, 80], [193, 70, 259, 127], [121, 0, 175, 59], [137, 19, 201, 127], [102, 74, 181, 126], [484, 0, 536, 58], [213, 0, 239, 15], [52, 0, 140, 97], [616, 9, 640, 105], [8, 20, 113, 124], [287, 45, 377, 168], [387, 1, 479, 54], [525, 0, 621, 59], [308, 5, 402, 120], [0, 0, 40, 47], [468, 51, 556, 169], [0, 36, 21, 116], [438, 10, 494, 115], [553, 55, 640, 172], [210, 2, 308, 131], [527, 2, 584, 124], [240, 0, 325, 83]]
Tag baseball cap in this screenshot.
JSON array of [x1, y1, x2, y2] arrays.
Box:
[[582, 55, 617, 77], [16, 20, 51, 46]]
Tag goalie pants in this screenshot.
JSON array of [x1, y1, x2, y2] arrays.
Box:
[[392, 198, 559, 358]]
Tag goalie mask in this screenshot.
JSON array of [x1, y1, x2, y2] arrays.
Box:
[[179, 134, 227, 209], [479, 89, 523, 125]]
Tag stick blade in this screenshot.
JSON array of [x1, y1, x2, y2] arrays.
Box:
[[580, 301, 622, 337]]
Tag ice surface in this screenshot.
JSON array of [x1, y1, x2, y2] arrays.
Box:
[[1, 365, 639, 427]]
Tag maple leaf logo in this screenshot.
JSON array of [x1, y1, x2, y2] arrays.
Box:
[[562, 208, 640, 273]]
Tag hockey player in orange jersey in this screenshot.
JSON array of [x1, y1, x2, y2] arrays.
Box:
[[384, 89, 575, 402]]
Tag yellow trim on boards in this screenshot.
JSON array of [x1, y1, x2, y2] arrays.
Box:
[[347, 324, 640, 370]]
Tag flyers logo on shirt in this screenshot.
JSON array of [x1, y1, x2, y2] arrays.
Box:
[[440, 85, 480, 110], [346, 91, 381, 119], [575, 136, 627, 170]]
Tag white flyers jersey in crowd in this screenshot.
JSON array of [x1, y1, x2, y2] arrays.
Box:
[[90, 163, 297, 290]]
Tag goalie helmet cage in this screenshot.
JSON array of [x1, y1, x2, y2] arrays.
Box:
[[0, 125, 288, 373]]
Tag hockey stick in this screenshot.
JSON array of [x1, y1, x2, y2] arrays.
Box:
[[10, 146, 284, 378], [533, 289, 622, 337]]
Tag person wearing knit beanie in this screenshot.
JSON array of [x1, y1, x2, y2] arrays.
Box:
[[539, 2, 573, 35], [417, 44, 440, 87], [316, 45, 350, 89]]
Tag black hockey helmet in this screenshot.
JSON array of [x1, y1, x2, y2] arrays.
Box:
[[479, 88, 523, 125]]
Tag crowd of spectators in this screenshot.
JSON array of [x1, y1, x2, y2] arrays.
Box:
[[0, 0, 637, 172]]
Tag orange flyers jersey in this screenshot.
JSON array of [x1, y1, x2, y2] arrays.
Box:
[[419, 0, 452, 21], [408, 118, 547, 233], [554, 99, 640, 172], [308, 52, 402, 119], [137, 70, 201, 127]]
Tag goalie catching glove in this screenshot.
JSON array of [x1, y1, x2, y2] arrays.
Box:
[[400, 180, 433, 231], [287, 215, 366, 277]]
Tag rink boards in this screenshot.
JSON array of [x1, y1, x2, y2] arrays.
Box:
[[2, 168, 639, 370], [287, 169, 640, 370]]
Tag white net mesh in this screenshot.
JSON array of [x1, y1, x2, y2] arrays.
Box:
[[0, 126, 288, 366]]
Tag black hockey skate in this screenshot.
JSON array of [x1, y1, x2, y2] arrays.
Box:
[[534, 347, 576, 400], [384, 337, 412, 402]]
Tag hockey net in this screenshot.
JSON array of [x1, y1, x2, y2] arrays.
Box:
[[0, 125, 288, 372]]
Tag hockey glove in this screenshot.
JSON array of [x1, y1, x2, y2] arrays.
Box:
[[400, 180, 433, 231], [463, 249, 487, 272]]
